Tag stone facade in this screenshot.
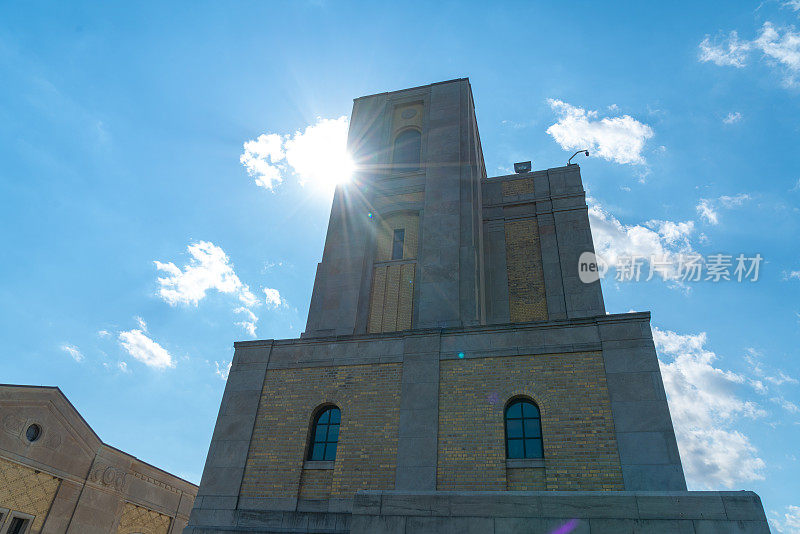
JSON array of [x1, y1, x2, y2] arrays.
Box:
[[0, 385, 196, 533], [186, 79, 769, 533]]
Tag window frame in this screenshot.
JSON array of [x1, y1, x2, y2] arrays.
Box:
[[306, 405, 341, 462], [1, 511, 34, 534], [504, 398, 544, 460]]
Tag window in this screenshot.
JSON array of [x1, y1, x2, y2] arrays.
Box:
[[25, 424, 41, 443], [7, 517, 29, 534], [392, 129, 421, 172], [391, 229, 405, 260], [505, 399, 543, 459], [308, 406, 340, 461]]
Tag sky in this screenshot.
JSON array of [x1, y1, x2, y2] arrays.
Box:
[[1, 0, 799, 529]]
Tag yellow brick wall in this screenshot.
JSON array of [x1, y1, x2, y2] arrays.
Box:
[[368, 263, 415, 333], [505, 218, 548, 322], [502, 177, 535, 197], [368, 211, 418, 333], [437, 352, 624, 491], [298, 468, 333, 500], [0, 457, 60, 532], [116, 502, 171, 534], [506, 467, 546, 490], [240, 363, 402, 502]]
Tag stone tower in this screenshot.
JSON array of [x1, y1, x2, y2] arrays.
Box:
[[186, 79, 769, 533]]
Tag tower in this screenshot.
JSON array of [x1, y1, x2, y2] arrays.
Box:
[[187, 79, 769, 533]]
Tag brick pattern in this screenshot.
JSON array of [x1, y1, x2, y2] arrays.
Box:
[[369, 211, 418, 334], [368, 263, 415, 333], [506, 467, 546, 490], [0, 457, 60, 531], [505, 219, 548, 322], [298, 468, 333, 500], [392, 103, 423, 133], [116, 502, 171, 534], [501, 178, 535, 197], [240, 363, 402, 502], [437, 352, 624, 491]]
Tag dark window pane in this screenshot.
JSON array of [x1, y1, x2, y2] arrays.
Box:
[[329, 409, 341, 424], [324, 443, 337, 461], [392, 229, 405, 260], [507, 439, 524, 459], [327, 424, 339, 442], [506, 419, 523, 439], [506, 402, 522, 419], [318, 410, 330, 424], [393, 130, 421, 172], [8, 518, 27, 534], [314, 424, 328, 442], [525, 439, 543, 458], [524, 419, 541, 438], [311, 443, 325, 461], [522, 402, 540, 418]]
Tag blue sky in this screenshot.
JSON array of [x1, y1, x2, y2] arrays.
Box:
[[1, 0, 799, 529]]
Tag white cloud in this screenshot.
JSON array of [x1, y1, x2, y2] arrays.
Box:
[[772, 396, 800, 414], [60, 344, 84, 363], [696, 193, 751, 224], [772, 504, 800, 534], [745, 348, 799, 386], [754, 22, 800, 86], [240, 116, 352, 191], [118, 319, 174, 369], [215, 360, 231, 381], [97, 329, 111, 338], [154, 241, 257, 307], [696, 199, 719, 225], [719, 193, 751, 207], [723, 111, 743, 124], [263, 287, 286, 308], [785, 0, 800, 11], [546, 99, 654, 165], [588, 198, 695, 281], [787, 270, 800, 280], [699, 23, 800, 87], [654, 327, 766, 488], [234, 307, 258, 337], [118, 361, 129, 373], [699, 31, 751, 67]]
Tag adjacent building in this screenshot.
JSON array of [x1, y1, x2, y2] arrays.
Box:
[[187, 79, 769, 533], [0, 385, 196, 534]]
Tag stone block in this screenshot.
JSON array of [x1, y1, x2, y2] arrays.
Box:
[[396, 435, 437, 467], [616, 432, 671, 465], [447, 493, 540, 517], [693, 520, 771, 534], [406, 516, 494, 534], [349, 514, 406, 534], [381, 492, 449, 516], [721, 493, 768, 521], [637, 493, 726, 520], [394, 466, 437, 491], [606, 372, 663, 402], [539, 493, 638, 518], [623, 464, 687, 491]]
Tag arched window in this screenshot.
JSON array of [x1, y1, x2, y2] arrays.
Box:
[[392, 129, 421, 173], [307, 406, 340, 461], [504, 399, 543, 459]]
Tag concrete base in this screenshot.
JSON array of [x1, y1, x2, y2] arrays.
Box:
[[184, 490, 769, 533], [350, 491, 770, 533]]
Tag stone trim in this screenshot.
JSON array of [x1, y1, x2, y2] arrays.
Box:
[[303, 461, 334, 470], [505, 459, 545, 469]]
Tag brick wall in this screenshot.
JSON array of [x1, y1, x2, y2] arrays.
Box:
[[505, 219, 548, 322], [0, 456, 60, 532], [240, 362, 402, 503], [501, 177, 535, 197], [116, 502, 171, 534], [437, 352, 624, 491]]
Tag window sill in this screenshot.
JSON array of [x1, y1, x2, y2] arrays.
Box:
[[506, 458, 545, 469], [303, 460, 334, 470]]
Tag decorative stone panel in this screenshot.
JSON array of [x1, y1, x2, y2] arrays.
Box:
[[505, 218, 548, 322], [115, 502, 171, 534], [0, 457, 60, 532]]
